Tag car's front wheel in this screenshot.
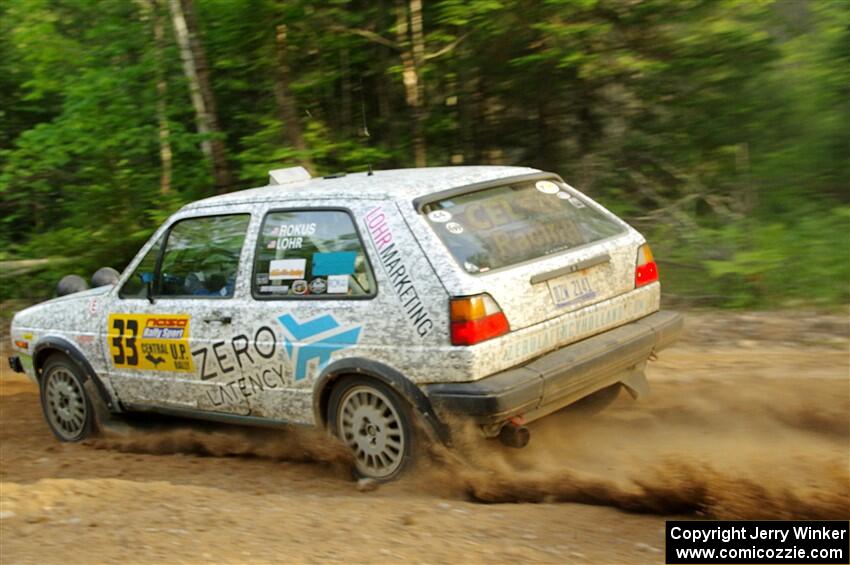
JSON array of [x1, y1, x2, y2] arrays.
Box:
[[328, 377, 414, 481], [40, 354, 96, 442]]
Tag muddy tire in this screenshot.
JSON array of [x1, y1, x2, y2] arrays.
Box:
[[328, 377, 415, 481], [39, 354, 97, 442]]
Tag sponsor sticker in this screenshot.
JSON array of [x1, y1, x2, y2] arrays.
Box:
[[556, 191, 571, 200], [260, 284, 290, 294], [445, 221, 464, 234], [427, 210, 452, 223], [266, 239, 278, 249], [269, 258, 306, 280], [108, 314, 194, 372], [309, 278, 327, 294], [312, 251, 357, 276], [291, 280, 308, 295], [535, 180, 560, 194], [327, 274, 349, 294]]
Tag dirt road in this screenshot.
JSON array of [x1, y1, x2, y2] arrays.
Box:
[[1, 311, 848, 564]]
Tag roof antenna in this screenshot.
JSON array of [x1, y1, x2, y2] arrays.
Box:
[[358, 77, 374, 176]]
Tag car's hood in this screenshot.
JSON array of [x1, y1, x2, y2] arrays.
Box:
[[12, 285, 113, 328]]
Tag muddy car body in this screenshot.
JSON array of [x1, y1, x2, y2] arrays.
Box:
[[9, 166, 682, 479]]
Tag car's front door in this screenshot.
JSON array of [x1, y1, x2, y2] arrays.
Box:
[[103, 211, 254, 414]]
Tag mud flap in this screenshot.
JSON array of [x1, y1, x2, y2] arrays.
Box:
[[83, 378, 116, 432], [620, 365, 649, 399]]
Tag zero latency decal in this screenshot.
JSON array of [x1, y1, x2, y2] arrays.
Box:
[[108, 314, 194, 371]]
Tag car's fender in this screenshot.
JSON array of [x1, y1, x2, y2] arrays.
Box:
[[314, 357, 450, 444], [32, 336, 118, 412]]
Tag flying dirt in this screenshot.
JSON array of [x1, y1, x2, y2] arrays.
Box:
[[1, 311, 848, 563]]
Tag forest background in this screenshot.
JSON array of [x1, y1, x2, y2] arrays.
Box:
[[1, 0, 847, 307]]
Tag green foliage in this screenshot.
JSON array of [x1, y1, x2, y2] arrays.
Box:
[[0, 0, 847, 306]]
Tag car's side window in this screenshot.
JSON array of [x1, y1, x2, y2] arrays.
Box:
[[120, 234, 164, 298], [253, 209, 375, 298], [157, 214, 250, 298]]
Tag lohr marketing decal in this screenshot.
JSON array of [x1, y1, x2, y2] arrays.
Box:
[[364, 206, 434, 338]]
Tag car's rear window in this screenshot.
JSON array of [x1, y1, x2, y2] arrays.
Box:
[[421, 178, 625, 274]]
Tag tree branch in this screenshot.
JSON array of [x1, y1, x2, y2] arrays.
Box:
[[424, 33, 469, 61], [329, 25, 400, 51]]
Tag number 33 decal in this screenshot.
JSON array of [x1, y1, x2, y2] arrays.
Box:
[[110, 318, 139, 366], [107, 313, 194, 372]]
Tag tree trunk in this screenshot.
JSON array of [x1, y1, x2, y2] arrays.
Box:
[[273, 23, 313, 172], [148, 0, 172, 195], [394, 0, 426, 167], [340, 46, 352, 134], [168, 0, 232, 193]]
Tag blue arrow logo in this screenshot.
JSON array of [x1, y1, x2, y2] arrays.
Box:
[[277, 313, 362, 381]]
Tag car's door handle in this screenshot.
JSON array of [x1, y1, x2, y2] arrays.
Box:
[[203, 315, 232, 325]]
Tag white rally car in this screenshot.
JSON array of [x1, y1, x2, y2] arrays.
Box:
[[8, 166, 682, 480]]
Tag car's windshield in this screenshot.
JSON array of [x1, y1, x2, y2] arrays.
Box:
[[421, 178, 624, 274]]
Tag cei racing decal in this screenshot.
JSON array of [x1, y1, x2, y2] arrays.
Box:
[[108, 314, 194, 371]]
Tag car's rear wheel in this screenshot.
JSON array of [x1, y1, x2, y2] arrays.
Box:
[[328, 377, 414, 481], [40, 354, 95, 442]]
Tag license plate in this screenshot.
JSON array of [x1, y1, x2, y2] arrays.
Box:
[[548, 273, 597, 309]]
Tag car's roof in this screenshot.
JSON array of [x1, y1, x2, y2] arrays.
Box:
[[181, 165, 542, 211]]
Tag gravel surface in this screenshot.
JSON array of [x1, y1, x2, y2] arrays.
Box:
[[1, 311, 848, 563]]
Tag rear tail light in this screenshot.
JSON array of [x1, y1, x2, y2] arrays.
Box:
[[450, 294, 510, 345], [635, 243, 659, 287]]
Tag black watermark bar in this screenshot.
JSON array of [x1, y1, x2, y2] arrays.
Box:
[[666, 521, 849, 564]]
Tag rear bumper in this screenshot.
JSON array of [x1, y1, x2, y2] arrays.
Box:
[[424, 310, 683, 428], [8, 355, 24, 374]]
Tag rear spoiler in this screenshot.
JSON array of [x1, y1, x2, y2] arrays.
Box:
[[411, 171, 556, 212]]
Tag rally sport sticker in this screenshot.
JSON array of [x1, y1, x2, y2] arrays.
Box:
[[108, 314, 194, 371]]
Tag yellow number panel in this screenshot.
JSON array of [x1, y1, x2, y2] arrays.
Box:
[[107, 314, 195, 372]]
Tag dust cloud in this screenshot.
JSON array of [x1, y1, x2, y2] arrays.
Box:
[[86, 368, 849, 520], [87, 417, 354, 475], [418, 376, 850, 520]]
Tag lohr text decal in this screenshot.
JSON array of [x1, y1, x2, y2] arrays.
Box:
[[364, 206, 434, 337]]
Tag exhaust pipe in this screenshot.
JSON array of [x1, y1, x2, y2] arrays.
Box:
[[498, 422, 530, 448]]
